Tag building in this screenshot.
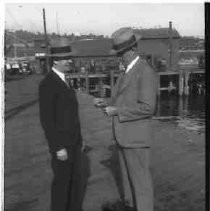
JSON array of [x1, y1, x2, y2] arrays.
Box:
[[134, 27, 180, 71], [70, 38, 120, 73], [15, 26, 180, 74], [5, 43, 35, 58], [33, 38, 48, 74], [70, 27, 180, 73]]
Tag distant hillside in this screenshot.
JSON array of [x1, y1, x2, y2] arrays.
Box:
[[5, 30, 44, 44], [179, 36, 204, 50], [5, 29, 105, 45]]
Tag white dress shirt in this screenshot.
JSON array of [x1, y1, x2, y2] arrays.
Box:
[[125, 56, 139, 74], [52, 67, 65, 82]]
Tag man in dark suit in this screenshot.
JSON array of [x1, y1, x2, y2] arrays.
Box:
[[95, 28, 158, 211], [39, 39, 82, 211]]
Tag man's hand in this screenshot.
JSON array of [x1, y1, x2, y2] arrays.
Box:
[[103, 106, 118, 116], [56, 148, 68, 161], [93, 98, 107, 108]]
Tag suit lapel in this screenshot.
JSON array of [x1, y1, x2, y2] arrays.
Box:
[[50, 70, 71, 90], [112, 72, 124, 98], [117, 59, 142, 96]]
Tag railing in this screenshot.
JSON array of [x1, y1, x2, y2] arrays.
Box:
[[66, 68, 205, 97]]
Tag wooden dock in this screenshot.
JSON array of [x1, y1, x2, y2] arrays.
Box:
[[5, 74, 205, 211], [66, 67, 205, 97]]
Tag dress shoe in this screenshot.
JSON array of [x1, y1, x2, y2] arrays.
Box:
[[124, 205, 137, 211], [102, 204, 115, 211]]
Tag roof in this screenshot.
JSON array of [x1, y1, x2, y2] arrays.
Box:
[[6, 43, 34, 47], [134, 28, 180, 39], [70, 38, 113, 57], [69, 28, 180, 57]]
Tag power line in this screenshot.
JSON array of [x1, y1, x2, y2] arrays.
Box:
[[5, 31, 29, 46], [6, 8, 22, 29], [6, 6, 43, 32]]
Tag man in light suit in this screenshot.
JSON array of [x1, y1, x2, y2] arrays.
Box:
[[39, 39, 83, 211], [95, 28, 158, 211]]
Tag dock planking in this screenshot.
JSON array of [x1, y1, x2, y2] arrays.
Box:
[[4, 75, 205, 211]]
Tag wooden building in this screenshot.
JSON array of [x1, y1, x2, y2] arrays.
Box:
[[33, 38, 48, 74], [5, 43, 35, 58], [70, 38, 120, 73], [69, 27, 180, 73], [134, 28, 180, 71]]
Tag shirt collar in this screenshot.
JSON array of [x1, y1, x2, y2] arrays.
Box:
[[125, 56, 139, 74], [52, 67, 65, 82]]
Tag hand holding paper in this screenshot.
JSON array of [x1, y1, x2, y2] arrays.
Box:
[[93, 98, 107, 108]]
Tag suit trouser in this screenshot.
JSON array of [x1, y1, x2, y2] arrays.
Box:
[[118, 147, 153, 211], [51, 146, 82, 211]]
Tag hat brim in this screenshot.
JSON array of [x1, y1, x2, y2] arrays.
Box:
[[48, 52, 73, 58], [109, 34, 141, 56]]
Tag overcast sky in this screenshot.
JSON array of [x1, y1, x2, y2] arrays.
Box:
[[5, 3, 204, 37]]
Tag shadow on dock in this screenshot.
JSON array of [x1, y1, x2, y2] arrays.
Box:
[[100, 145, 127, 207], [79, 146, 92, 210]]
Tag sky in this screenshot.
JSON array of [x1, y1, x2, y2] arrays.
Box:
[[4, 3, 205, 38]]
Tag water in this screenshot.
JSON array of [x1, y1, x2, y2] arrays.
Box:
[[157, 94, 205, 133], [99, 92, 205, 134]]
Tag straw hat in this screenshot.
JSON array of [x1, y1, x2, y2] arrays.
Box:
[[48, 38, 72, 58], [110, 27, 141, 55]]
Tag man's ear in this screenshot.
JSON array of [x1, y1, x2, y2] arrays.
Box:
[[131, 46, 136, 52], [131, 43, 138, 51]]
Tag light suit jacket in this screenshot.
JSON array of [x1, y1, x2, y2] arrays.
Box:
[[109, 58, 158, 148]]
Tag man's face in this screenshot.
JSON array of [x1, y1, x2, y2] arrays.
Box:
[[54, 59, 73, 74], [118, 50, 130, 68]]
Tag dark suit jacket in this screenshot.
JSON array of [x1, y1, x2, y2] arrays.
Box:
[[110, 58, 158, 148], [39, 70, 82, 153]]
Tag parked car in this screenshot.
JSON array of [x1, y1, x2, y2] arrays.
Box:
[[10, 62, 20, 74], [19, 61, 32, 75], [5, 63, 11, 81]]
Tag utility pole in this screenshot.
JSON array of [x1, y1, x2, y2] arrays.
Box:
[[14, 32, 17, 59], [43, 8, 50, 73], [169, 21, 173, 72]]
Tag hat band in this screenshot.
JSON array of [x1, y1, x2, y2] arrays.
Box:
[[50, 46, 71, 54], [51, 55, 72, 60], [112, 35, 136, 51]]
